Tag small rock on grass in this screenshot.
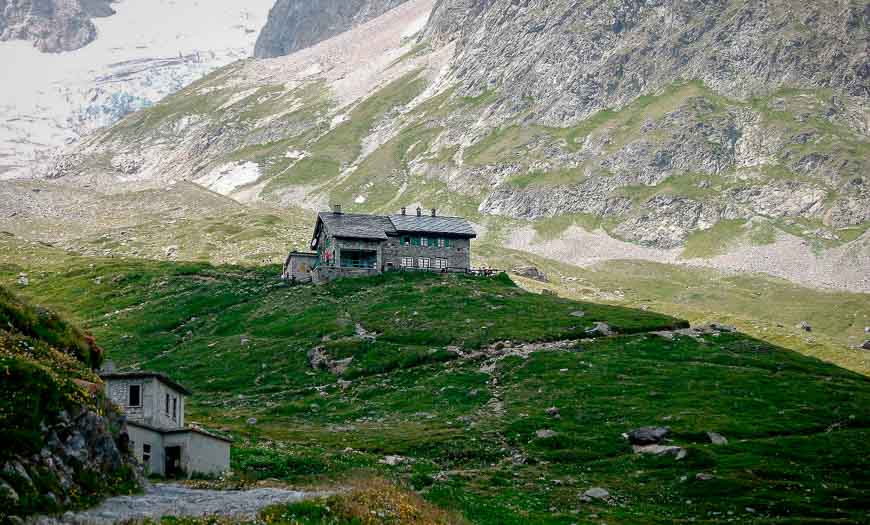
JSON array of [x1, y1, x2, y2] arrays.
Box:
[[581, 487, 610, 502], [379, 455, 408, 466], [536, 429, 557, 439], [625, 426, 670, 445], [586, 322, 614, 337], [861, 340, 870, 351], [632, 444, 687, 460], [707, 431, 728, 445], [695, 473, 715, 481], [546, 407, 561, 418]]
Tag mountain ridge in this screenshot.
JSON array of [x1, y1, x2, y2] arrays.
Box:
[[254, 0, 412, 58]]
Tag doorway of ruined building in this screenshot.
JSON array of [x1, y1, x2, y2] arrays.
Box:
[[164, 446, 182, 478]]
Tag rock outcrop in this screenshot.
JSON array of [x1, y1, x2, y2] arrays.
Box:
[[0, 286, 141, 520], [253, 0, 411, 58], [0, 0, 116, 53], [0, 406, 141, 520], [427, 0, 870, 125]]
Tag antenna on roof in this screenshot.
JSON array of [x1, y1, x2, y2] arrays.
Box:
[[332, 204, 343, 215], [401, 207, 406, 216], [416, 207, 422, 217], [431, 208, 436, 217]]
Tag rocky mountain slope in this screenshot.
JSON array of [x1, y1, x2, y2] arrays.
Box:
[[254, 0, 411, 58], [0, 0, 116, 52], [27, 0, 869, 291], [0, 285, 140, 521]]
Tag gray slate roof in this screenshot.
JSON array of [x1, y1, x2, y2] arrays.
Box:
[[316, 212, 476, 239], [388, 214, 476, 237], [318, 212, 396, 240]]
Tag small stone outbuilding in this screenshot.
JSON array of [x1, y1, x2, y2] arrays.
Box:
[[102, 371, 231, 478]]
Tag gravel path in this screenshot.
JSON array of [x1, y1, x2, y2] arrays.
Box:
[[33, 484, 323, 525], [508, 225, 870, 293]]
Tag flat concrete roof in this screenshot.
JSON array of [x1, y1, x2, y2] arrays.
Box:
[[127, 420, 233, 443], [102, 371, 193, 396]]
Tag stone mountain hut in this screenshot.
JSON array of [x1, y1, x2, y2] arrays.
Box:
[[283, 206, 477, 283]]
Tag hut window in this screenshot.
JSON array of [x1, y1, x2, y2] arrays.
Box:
[[143, 443, 151, 463], [418, 257, 431, 269], [401, 257, 414, 267]]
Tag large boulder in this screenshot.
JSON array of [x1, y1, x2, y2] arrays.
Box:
[[586, 322, 615, 337], [707, 432, 728, 445], [513, 266, 549, 283]]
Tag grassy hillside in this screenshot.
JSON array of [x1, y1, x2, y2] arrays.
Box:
[[476, 245, 870, 376], [0, 286, 101, 455], [2, 254, 869, 524], [0, 286, 139, 518]]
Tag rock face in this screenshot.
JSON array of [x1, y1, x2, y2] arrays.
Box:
[[429, 0, 870, 124], [0, 406, 141, 519], [0, 0, 116, 53], [253, 0, 410, 58]]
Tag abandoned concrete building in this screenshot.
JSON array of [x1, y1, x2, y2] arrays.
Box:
[[283, 206, 477, 283], [101, 371, 231, 477]]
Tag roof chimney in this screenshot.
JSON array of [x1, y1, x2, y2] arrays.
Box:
[[401, 207, 406, 216], [416, 207, 422, 217], [431, 208, 436, 217], [333, 204, 342, 215]]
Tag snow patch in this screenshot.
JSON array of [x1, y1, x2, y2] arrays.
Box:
[[354, 195, 367, 204], [331, 114, 350, 128], [197, 161, 262, 196], [220, 88, 261, 111], [285, 150, 309, 160]]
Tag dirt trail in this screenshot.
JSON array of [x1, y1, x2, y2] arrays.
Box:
[[31, 484, 324, 525]]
